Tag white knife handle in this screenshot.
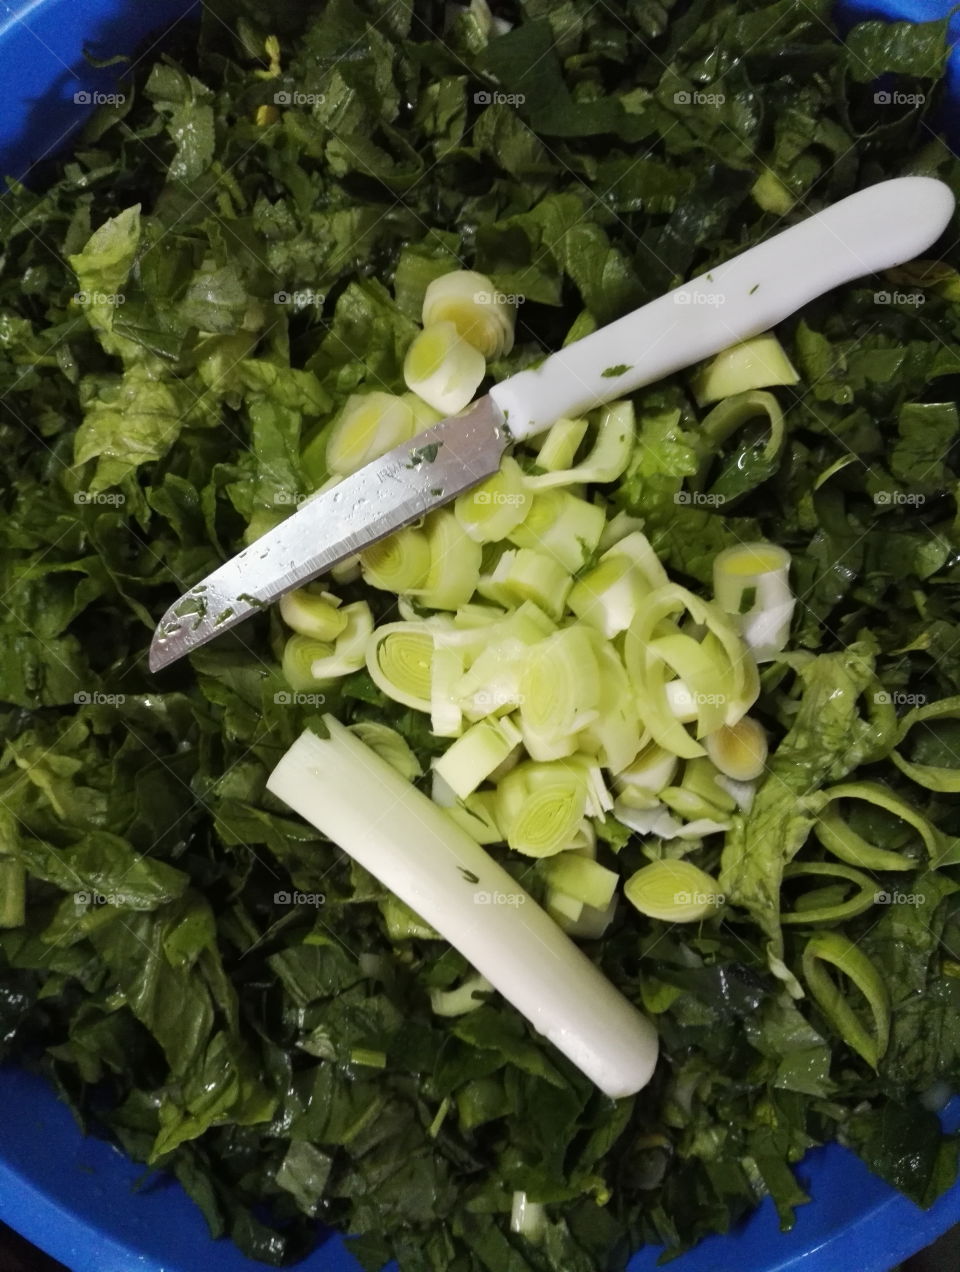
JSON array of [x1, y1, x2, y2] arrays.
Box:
[[489, 177, 955, 440]]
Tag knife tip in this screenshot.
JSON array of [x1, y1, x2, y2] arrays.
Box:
[[148, 612, 185, 671], [148, 639, 176, 673]]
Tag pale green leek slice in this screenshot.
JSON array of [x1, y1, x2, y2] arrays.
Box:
[[713, 541, 795, 662], [442, 790, 503, 845], [281, 601, 373, 688], [507, 489, 605, 572], [578, 632, 645, 775], [403, 320, 486, 414], [326, 391, 415, 476], [691, 390, 785, 498], [751, 170, 795, 215], [624, 859, 724, 922], [510, 1192, 546, 1243], [625, 584, 758, 758], [813, 780, 942, 871], [304, 601, 373, 680], [434, 716, 522, 799], [485, 548, 572, 619], [536, 416, 589, 471], [359, 525, 431, 594], [614, 744, 679, 809], [422, 269, 516, 358], [402, 391, 444, 433], [691, 332, 799, 407], [279, 585, 348, 642], [545, 852, 618, 910], [705, 717, 768, 781], [430, 644, 464, 738], [348, 722, 422, 780], [429, 972, 493, 1017], [598, 509, 646, 553], [567, 553, 651, 638], [518, 627, 600, 760], [658, 784, 731, 825], [801, 932, 890, 1069], [282, 635, 334, 693], [414, 511, 483, 611], [780, 862, 877, 926], [546, 889, 584, 924], [680, 756, 737, 815], [366, 622, 434, 711], [607, 531, 670, 590], [891, 695, 960, 793], [454, 456, 531, 543], [524, 400, 635, 490], [496, 761, 588, 857]]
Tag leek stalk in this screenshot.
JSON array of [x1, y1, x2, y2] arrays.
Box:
[[267, 720, 659, 1097]]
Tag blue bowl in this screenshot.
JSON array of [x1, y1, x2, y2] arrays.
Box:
[[2, 1, 960, 1269]]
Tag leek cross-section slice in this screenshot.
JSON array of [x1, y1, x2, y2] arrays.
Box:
[[403, 321, 486, 415]]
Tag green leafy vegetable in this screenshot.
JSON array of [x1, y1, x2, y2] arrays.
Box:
[[1, 0, 960, 1268]]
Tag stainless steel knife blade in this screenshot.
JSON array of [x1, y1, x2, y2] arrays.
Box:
[[148, 396, 507, 671]]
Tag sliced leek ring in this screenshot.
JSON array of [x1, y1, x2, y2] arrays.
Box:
[[403, 321, 486, 415]]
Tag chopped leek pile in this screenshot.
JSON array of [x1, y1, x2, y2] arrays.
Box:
[[280, 370, 788, 932], [2, 2, 960, 1271]]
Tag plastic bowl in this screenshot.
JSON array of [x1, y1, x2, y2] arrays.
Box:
[[1, 2, 959, 1269]]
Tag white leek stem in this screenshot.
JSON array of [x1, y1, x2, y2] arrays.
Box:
[[267, 721, 659, 1098]]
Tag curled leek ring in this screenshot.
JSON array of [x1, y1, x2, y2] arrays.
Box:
[[892, 694, 960, 793], [360, 526, 431, 594], [780, 861, 878, 925], [812, 780, 942, 871], [496, 761, 588, 858], [366, 622, 435, 712], [801, 932, 890, 1069]]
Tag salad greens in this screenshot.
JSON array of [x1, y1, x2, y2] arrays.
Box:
[[2, 0, 960, 1268]]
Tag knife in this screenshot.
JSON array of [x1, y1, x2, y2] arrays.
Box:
[[149, 176, 954, 671]]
